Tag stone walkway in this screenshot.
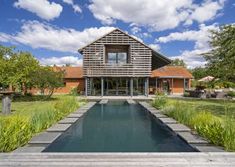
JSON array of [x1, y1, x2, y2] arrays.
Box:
[[138, 102, 224, 152], [13, 102, 96, 153], [0, 153, 235, 166]]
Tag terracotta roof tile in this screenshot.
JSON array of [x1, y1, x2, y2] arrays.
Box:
[[151, 66, 193, 78], [53, 66, 83, 78]]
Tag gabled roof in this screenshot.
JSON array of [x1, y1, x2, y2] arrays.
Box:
[[151, 66, 193, 79], [78, 28, 171, 69], [54, 66, 83, 78]]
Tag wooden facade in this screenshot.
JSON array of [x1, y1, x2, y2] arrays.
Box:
[[79, 28, 171, 96]]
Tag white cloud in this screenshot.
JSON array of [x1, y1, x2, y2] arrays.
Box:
[[88, 0, 225, 31], [40, 56, 83, 66], [149, 44, 161, 51], [62, 0, 82, 13], [186, 0, 225, 24], [156, 24, 219, 68], [14, 0, 63, 21], [0, 21, 115, 53]]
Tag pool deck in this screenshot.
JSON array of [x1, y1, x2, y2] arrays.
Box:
[[6, 100, 235, 166], [0, 153, 235, 166]]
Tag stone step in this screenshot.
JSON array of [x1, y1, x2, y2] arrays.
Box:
[[158, 117, 177, 124], [177, 132, 208, 144], [166, 123, 191, 132], [47, 124, 71, 132], [29, 132, 61, 144], [58, 118, 78, 124]]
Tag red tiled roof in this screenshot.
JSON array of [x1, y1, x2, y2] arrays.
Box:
[[53, 66, 83, 78], [151, 66, 193, 78]]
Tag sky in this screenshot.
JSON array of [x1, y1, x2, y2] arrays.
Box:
[[0, 0, 234, 68]]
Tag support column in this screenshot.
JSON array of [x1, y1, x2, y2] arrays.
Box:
[[130, 78, 133, 97], [171, 78, 174, 94], [183, 78, 186, 92], [145, 78, 149, 97], [101, 77, 104, 97], [85, 77, 88, 96], [155, 78, 158, 94]]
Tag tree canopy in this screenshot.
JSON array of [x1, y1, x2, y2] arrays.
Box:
[[170, 58, 186, 67], [0, 45, 64, 96], [204, 25, 235, 82]]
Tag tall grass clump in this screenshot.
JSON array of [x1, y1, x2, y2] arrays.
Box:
[[0, 96, 86, 152], [152, 95, 167, 109], [152, 97, 235, 151]]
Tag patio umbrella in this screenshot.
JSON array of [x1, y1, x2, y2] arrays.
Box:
[[198, 76, 214, 82]]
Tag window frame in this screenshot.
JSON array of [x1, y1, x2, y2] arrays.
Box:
[[105, 45, 130, 65]]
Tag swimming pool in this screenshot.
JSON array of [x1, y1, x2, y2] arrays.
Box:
[[43, 101, 197, 152]]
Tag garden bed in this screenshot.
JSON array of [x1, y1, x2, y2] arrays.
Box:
[[0, 95, 86, 152], [152, 96, 235, 151]]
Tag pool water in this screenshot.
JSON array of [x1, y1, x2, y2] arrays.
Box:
[[43, 101, 197, 152]]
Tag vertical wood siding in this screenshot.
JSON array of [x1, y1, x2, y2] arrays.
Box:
[[82, 29, 152, 77]]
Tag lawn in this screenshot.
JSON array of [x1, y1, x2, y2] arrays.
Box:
[[152, 96, 235, 151], [166, 98, 235, 119], [0, 95, 86, 152]]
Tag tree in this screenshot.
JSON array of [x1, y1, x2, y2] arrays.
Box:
[[203, 25, 235, 82], [0, 45, 17, 89], [170, 58, 186, 67], [191, 67, 209, 80], [0, 45, 40, 93], [31, 66, 64, 98], [10, 51, 40, 94]]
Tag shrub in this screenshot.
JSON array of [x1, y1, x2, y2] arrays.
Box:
[[227, 91, 235, 97], [70, 87, 80, 96], [0, 96, 85, 152], [153, 98, 235, 151], [152, 95, 167, 109]]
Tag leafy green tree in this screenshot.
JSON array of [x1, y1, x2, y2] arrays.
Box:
[[170, 58, 186, 67], [10, 51, 40, 94], [191, 67, 209, 80], [0, 45, 16, 89], [204, 25, 235, 82], [0, 45, 40, 93], [31, 66, 64, 98]]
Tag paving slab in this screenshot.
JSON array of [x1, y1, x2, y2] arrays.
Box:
[[99, 99, 108, 104], [29, 132, 61, 144], [47, 124, 71, 132], [148, 109, 161, 114], [58, 117, 78, 124], [14, 145, 46, 153], [158, 117, 177, 124], [178, 132, 208, 144], [167, 123, 191, 132], [154, 113, 167, 118], [67, 113, 83, 118], [191, 144, 225, 152], [127, 99, 136, 104]]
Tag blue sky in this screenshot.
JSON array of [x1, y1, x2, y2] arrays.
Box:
[[0, 0, 234, 68]]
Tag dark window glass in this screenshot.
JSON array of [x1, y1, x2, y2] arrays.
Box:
[[108, 53, 117, 64], [106, 45, 129, 65]]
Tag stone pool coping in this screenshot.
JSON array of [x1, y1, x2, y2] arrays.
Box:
[[13, 102, 97, 153], [138, 101, 225, 152], [1, 152, 235, 166]]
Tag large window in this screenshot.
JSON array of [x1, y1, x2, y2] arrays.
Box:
[[105, 45, 129, 65]]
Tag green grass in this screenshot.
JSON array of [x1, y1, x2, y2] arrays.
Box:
[[0, 95, 86, 152], [152, 97, 235, 151]]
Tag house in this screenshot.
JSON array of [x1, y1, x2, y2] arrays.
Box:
[[150, 66, 193, 95], [78, 28, 171, 96], [55, 67, 84, 94], [30, 66, 84, 95], [49, 66, 192, 95]]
